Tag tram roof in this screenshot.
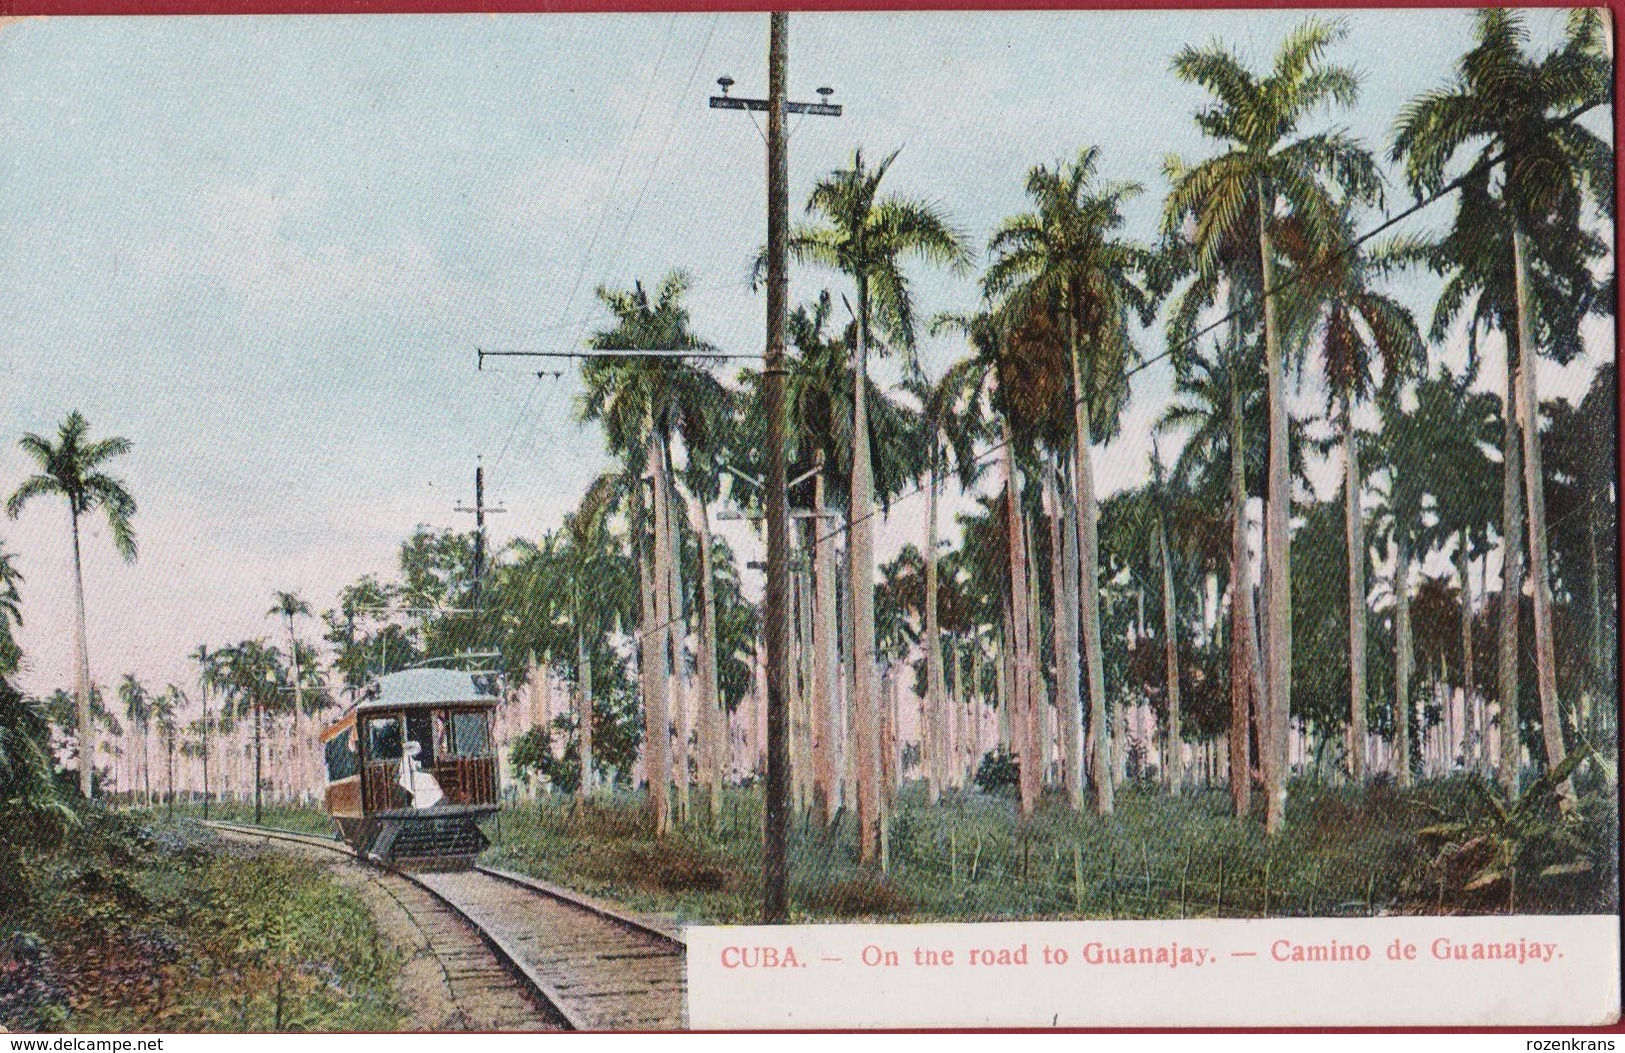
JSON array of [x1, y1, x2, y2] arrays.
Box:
[[354, 668, 501, 713]]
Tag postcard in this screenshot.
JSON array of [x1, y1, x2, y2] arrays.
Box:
[[0, 4, 1615, 1036]]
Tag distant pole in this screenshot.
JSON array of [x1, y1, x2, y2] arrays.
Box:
[[711, 8, 841, 928], [457, 457, 506, 643]]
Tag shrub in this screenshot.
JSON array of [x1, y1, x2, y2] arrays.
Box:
[[973, 748, 1019, 795]]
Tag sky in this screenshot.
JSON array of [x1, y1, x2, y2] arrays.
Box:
[[0, 9, 1612, 699]]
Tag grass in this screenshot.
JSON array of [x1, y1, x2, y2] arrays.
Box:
[[0, 809, 405, 1032], [149, 800, 339, 838], [480, 776, 1619, 925], [123, 774, 1617, 928]]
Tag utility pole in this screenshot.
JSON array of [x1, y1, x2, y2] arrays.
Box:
[[456, 457, 506, 638], [710, 13, 841, 924]]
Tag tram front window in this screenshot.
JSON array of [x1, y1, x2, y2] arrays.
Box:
[[405, 711, 435, 764], [365, 717, 402, 761], [450, 711, 492, 757]]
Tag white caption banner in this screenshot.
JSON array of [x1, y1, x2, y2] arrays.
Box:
[[686, 914, 1621, 1029]]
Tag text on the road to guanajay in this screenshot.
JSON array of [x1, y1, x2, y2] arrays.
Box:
[[717, 935, 1565, 971]]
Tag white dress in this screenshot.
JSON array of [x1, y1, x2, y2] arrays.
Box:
[[398, 740, 445, 809]]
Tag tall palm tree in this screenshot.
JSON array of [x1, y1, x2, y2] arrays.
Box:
[[1370, 389, 1437, 787], [269, 591, 311, 800], [985, 145, 1155, 815], [118, 674, 150, 806], [190, 644, 219, 818], [216, 639, 283, 824], [1164, 17, 1381, 832], [901, 358, 988, 804], [1415, 367, 1501, 775], [788, 148, 969, 861], [578, 271, 723, 834], [1281, 208, 1427, 779], [153, 685, 182, 817], [7, 412, 137, 797], [1391, 8, 1609, 789]]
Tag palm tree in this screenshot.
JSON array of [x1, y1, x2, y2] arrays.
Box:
[[1164, 17, 1381, 833], [931, 308, 1048, 812], [1415, 367, 1501, 775], [1370, 389, 1437, 787], [118, 674, 150, 806], [901, 358, 988, 804], [269, 591, 311, 801], [1391, 8, 1609, 789], [189, 645, 219, 817], [986, 145, 1155, 815], [787, 147, 969, 861], [216, 639, 283, 824], [6, 412, 137, 797], [1157, 340, 1262, 816], [153, 685, 182, 817], [1282, 207, 1427, 779], [578, 271, 724, 834]]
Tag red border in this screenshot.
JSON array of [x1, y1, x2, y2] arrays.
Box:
[[0, 0, 1618, 1037], [0, 0, 1607, 13]]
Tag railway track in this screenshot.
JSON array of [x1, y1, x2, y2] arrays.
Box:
[[204, 820, 685, 1031]]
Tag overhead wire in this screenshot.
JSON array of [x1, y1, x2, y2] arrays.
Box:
[[489, 14, 679, 471], [807, 98, 1607, 551], [497, 16, 725, 471]]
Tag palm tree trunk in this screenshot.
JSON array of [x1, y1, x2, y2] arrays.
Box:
[[645, 431, 673, 835], [924, 458, 945, 805], [691, 495, 722, 825], [1002, 440, 1038, 817], [1023, 509, 1046, 791], [253, 698, 263, 825], [69, 513, 95, 798], [850, 279, 882, 863], [1227, 366, 1259, 819], [1498, 361, 1525, 797], [1345, 408, 1368, 781], [996, 622, 1011, 754], [663, 465, 690, 825], [1045, 462, 1083, 807], [1258, 181, 1292, 835], [811, 458, 839, 824], [202, 692, 211, 820], [1395, 543, 1414, 790], [1511, 223, 1567, 786], [1458, 535, 1477, 775], [1065, 308, 1111, 817], [1159, 517, 1183, 794], [577, 624, 594, 796]]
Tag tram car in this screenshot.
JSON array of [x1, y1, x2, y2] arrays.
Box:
[[320, 666, 501, 868]]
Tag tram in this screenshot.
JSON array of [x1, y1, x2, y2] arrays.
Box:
[[320, 665, 501, 867]]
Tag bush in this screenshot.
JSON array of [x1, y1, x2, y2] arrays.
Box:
[[973, 748, 1019, 795]]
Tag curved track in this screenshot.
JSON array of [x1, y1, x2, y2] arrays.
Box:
[[205, 821, 685, 1031]]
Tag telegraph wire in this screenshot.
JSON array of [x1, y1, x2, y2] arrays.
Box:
[[808, 98, 1606, 551]]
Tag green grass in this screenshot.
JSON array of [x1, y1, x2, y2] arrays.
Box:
[[142, 800, 339, 838], [0, 810, 405, 1033], [124, 775, 1616, 927], [480, 776, 1619, 925]]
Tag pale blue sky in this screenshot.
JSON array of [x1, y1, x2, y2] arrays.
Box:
[[0, 9, 1610, 695]]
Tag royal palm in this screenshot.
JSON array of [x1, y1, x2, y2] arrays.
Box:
[[7, 412, 137, 797], [1392, 8, 1609, 787], [788, 148, 968, 861], [986, 144, 1155, 815], [1282, 208, 1426, 779], [1163, 18, 1380, 832]]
